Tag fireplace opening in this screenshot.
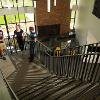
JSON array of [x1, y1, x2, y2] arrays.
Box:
[[37, 24, 60, 39]]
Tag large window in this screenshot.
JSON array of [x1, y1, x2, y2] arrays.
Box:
[[0, 13, 35, 37], [0, 0, 36, 51], [70, 0, 79, 29]]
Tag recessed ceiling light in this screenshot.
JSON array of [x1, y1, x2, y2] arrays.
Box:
[[47, 0, 50, 12], [54, 0, 56, 6]]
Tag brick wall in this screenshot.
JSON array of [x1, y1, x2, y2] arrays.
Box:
[[36, 0, 71, 35]]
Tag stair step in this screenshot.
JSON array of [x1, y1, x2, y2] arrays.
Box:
[[31, 79, 74, 100], [44, 80, 81, 100], [15, 75, 52, 94], [18, 76, 60, 99], [59, 83, 93, 100], [16, 75, 57, 96], [76, 83, 100, 100]]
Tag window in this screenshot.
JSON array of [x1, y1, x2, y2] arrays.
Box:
[[0, 0, 35, 39], [0, 16, 5, 24], [24, 0, 33, 7], [70, 0, 76, 9], [70, 0, 78, 29], [8, 24, 15, 36], [20, 23, 26, 32], [71, 10, 76, 18], [1, 0, 13, 8], [25, 13, 34, 22], [70, 18, 74, 29], [6, 15, 16, 24], [19, 14, 25, 22]]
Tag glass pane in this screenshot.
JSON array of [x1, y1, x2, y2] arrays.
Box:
[[25, 13, 34, 22], [0, 16, 5, 24], [19, 14, 25, 22], [13, 0, 23, 7], [0, 1, 2, 8], [18, 2, 23, 7], [1, 0, 13, 8], [71, 11, 75, 18], [13, 0, 17, 7], [26, 22, 35, 33], [70, 0, 76, 9], [13, 0, 33, 7], [6, 15, 16, 24], [70, 19, 74, 29], [20, 23, 26, 32], [8, 24, 15, 37], [24, 0, 33, 7], [77, 0, 80, 5]]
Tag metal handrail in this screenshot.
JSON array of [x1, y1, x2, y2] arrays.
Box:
[[0, 69, 19, 100], [45, 50, 100, 57], [37, 40, 52, 52], [36, 42, 100, 83]]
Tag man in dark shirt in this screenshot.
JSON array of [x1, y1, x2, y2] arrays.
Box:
[[14, 25, 25, 52]]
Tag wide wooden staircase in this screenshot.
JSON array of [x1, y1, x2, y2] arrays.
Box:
[[6, 41, 100, 100]]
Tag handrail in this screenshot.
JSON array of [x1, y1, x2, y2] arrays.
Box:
[[36, 39, 100, 83], [0, 69, 19, 100], [37, 40, 52, 52], [45, 51, 100, 57]]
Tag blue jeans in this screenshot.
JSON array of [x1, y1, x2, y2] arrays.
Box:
[[30, 42, 36, 60]]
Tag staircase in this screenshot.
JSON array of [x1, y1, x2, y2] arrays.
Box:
[[6, 40, 100, 100], [14, 74, 100, 100]]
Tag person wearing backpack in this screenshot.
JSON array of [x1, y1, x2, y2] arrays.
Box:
[[29, 27, 37, 62]]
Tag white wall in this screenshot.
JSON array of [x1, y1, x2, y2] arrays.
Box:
[[76, 0, 100, 45]]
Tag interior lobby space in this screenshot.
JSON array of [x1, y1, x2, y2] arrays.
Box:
[[0, 0, 100, 100]]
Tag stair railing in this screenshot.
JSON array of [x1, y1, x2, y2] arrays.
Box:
[[61, 42, 100, 55], [44, 52, 100, 83], [35, 40, 52, 64], [35, 41, 100, 83], [0, 69, 19, 100]]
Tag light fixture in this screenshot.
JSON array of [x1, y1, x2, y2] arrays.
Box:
[[47, 0, 50, 12], [34, 1, 36, 8], [54, 0, 56, 6]]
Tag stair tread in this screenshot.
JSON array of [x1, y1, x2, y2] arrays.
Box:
[[59, 83, 92, 100], [20, 78, 63, 99], [17, 75, 57, 96], [77, 83, 100, 100], [44, 80, 81, 100]]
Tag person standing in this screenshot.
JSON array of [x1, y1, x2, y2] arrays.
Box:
[[0, 26, 6, 60], [29, 27, 37, 62], [14, 25, 25, 53]]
